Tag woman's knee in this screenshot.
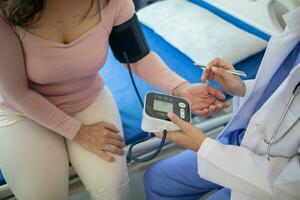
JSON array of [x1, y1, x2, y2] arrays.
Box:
[[8, 176, 69, 200], [85, 163, 129, 200], [67, 139, 129, 199], [90, 184, 129, 199], [0, 120, 69, 200]]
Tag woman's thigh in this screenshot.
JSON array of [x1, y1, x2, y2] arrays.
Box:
[[66, 87, 129, 200], [0, 119, 69, 200]]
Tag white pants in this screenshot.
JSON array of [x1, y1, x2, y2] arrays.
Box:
[[0, 87, 129, 200]]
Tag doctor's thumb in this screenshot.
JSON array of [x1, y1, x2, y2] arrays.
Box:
[[168, 112, 188, 131]]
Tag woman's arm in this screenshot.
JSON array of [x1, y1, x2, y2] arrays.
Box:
[[113, 0, 185, 93], [128, 51, 186, 93], [111, 0, 228, 116], [0, 17, 81, 140]]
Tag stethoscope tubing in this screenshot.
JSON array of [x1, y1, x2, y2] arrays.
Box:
[[264, 94, 295, 160], [264, 82, 300, 161]]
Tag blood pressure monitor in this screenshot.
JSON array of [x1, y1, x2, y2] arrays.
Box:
[[141, 92, 191, 132]]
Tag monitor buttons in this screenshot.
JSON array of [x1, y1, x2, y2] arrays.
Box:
[[180, 109, 185, 118], [178, 102, 186, 108]]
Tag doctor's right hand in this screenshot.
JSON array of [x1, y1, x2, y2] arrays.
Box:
[[74, 122, 125, 162], [202, 58, 246, 97]]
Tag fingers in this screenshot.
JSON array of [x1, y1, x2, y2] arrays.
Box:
[[167, 113, 190, 131], [194, 101, 230, 117], [213, 103, 226, 112], [202, 58, 234, 83], [99, 122, 120, 133], [202, 110, 212, 118], [207, 86, 225, 100], [208, 104, 216, 114], [106, 138, 125, 148], [202, 58, 220, 81], [211, 66, 226, 76], [98, 150, 116, 162], [207, 57, 234, 70], [102, 144, 125, 155], [216, 101, 231, 109], [207, 101, 230, 115], [107, 132, 125, 142], [192, 107, 209, 117], [154, 132, 177, 141], [201, 67, 210, 82], [224, 101, 231, 108]]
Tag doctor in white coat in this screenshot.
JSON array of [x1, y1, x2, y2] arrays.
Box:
[[144, 7, 300, 200]]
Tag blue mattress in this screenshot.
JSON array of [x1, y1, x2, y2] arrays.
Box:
[[0, 2, 267, 186], [0, 172, 4, 186]]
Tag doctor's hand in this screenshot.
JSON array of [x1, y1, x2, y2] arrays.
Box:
[[74, 122, 125, 162], [155, 113, 206, 152], [202, 58, 246, 97], [173, 82, 230, 117]]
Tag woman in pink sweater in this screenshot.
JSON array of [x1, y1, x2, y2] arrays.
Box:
[[0, 0, 227, 199]]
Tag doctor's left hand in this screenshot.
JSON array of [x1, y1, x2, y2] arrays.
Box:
[[173, 82, 230, 117], [155, 113, 207, 151]]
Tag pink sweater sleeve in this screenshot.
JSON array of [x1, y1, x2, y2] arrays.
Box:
[[114, 0, 186, 93], [0, 17, 81, 140]]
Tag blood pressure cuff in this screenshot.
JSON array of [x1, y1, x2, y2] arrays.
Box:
[[109, 14, 150, 63]]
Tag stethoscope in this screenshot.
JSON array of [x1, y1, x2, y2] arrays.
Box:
[[263, 82, 300, 161]]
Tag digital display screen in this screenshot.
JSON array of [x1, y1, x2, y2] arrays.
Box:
[[153, 99, 173, 113]]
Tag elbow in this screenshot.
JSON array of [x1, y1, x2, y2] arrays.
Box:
[[124, 51, 155, 74], [130, 51, 155, 65], [1, 87, 32, 105]]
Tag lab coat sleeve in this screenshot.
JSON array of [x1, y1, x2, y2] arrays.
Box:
[[232, 79, 255, 114], [197, 137, 300, 198]]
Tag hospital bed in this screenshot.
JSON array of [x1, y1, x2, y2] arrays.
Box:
[[0, 0, 298, 199]]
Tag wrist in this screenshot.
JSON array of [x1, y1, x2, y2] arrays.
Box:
[[172, 82, 191, 96], [193, 134, 206, 152], [74, 125, 87, 142], [228, 80, 246, 97], [236, 81, 246, 97]]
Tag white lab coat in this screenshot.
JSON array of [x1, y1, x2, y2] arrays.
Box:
[[197, 7, 300, 200]]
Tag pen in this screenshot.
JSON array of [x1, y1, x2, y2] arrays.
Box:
[[193, 63, 247, 78]]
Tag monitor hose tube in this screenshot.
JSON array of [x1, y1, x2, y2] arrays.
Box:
[[124, 52, 168, 163]]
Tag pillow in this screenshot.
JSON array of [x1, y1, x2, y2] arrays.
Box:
[[137, 0, 267, 66]]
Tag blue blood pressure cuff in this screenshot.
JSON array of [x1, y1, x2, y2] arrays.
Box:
[[109, 14, 150, 63]]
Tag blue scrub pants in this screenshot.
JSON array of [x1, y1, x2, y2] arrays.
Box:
[[144, 150, 231, 200], [144, 128, 246, 199]]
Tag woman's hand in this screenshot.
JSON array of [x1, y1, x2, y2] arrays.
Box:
[[74, 122, 125, 162], [155, 113, 206, 152], [173, 82, 230, 117], [202, 58, 246, 97]]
